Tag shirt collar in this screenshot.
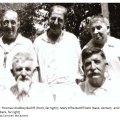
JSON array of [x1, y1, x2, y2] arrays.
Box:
[[0, 34, 23, 46], [41, 30, 64, 43], [84, 77, 109, 95]]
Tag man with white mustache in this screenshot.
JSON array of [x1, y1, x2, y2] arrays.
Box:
[[10, 52, 53, 103]]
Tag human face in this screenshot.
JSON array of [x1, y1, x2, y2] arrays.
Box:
[[83, 53, 106, 87], [12, 60, 33, 82], [2, 10, 20, 40], [49, 7, 65, 33], [12, 60, 34, 95], [90, 19, 109, 46]]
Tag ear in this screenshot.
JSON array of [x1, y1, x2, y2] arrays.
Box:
[[17, 21, 20, 28], [32, 67, 37, 76], [11, 69, 15, 77], [107, 25, 110, 34], [105, 62, 109, 71], [104, 62, 109, 78], [82, 65, 85, 72]]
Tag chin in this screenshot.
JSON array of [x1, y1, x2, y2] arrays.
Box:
[[18, 80, 31, 94], [89, 77, 103, 87], [5, 35, 15, 40]]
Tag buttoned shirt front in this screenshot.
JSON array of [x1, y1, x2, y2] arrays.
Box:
[[0, 34, 37, 70], [34, 30, 82, 84]]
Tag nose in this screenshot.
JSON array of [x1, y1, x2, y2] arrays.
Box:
[[54, 18, 58, 25], [8, 22, 12, 28], [21, 68, 27, 78], [90, 61, 96, 70], [94, 28, 98, 34]]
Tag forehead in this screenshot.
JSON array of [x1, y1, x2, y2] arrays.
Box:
[[90, 18, 107, 27], [85, 53, 103, 62], [14, 60, 33, 68], [3, 11, 18, 20], [51, 7, 65, 17]]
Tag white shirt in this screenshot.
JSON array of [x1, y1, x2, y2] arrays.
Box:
[[34, 30, 82, 84], [0, 82, 54, 105], [0, 34, 37, 70], [0, 34, 38, 87]]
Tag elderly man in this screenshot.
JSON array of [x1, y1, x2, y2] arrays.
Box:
[[9, 52, 53, 103], [79, 47, 120, 103], [83, 15, 120, 82], [0, 10, 37, 83], [80, 47, 109, 95], [34, 5, 82, 102]]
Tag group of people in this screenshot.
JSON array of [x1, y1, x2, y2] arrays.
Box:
[[0, 5, 120, 104]]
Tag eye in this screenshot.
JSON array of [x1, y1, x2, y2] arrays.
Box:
[[58, 18, 63, 23], [85, 62, 91, 67], [96, 25, 102, 30], [91, 27, 95, 32], [51, 17, 56, 21], [16, 67, 22, 72], [11, 20, 16, 25], [94, 60, 101, 64], [3, 20, 9, 26], [25, 67, 31, 71]]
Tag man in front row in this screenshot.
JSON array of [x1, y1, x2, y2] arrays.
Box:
[[80, 47, 108, 95], [0, 52, 53, 104], [79, 47, 120, 102]]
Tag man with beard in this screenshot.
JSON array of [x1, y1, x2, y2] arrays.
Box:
[[0, 10, 37, 87], [10, 52, 53, 103], [82, 15, 120, 83], [34, 5, 82, 102]]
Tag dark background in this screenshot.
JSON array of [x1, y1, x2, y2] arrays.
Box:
[[0, 3, 119, 47]]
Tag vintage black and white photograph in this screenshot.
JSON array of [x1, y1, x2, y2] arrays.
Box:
[[0, 2, 120, 119]]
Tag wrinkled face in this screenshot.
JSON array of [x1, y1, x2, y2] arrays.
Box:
[[90, 19, 109, 46], [2, 10, 20, 40], [83, 53, 106, 87], [49, 7, 65, 33], [12, 60, 33, 94], [12, 60, 33, 82]]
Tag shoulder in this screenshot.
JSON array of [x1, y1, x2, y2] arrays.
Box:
[[107, 35, 120, 46], [34, 32, 47, 44], [63, 31, 78, 40], [17, 34, 33, 45]]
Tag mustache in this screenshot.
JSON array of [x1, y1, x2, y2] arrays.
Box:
[[17, 75, 31, 81], [4, 27, 14, 32], [50, 24, 61, 29], [88, 72, 101, 77]]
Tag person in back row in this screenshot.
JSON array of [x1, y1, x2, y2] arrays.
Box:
[[34, 5, 82, 102], [0, 10, 38, 87], [82, 14, 120, 82]]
